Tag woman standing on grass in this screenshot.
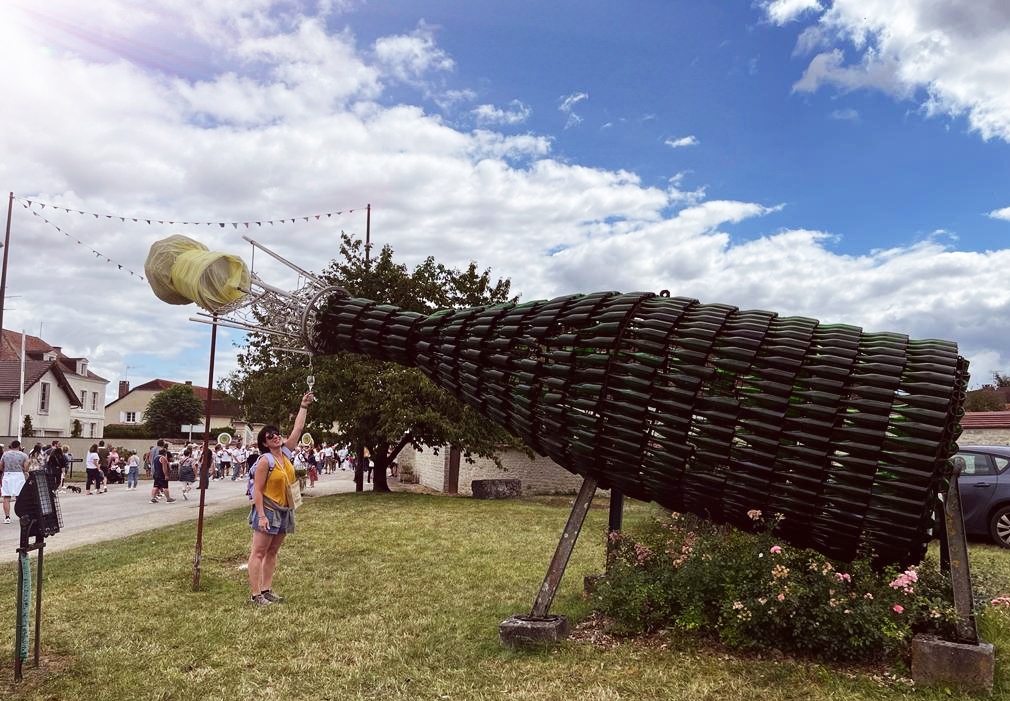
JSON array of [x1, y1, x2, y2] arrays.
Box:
[[247, 391, 313, 606]]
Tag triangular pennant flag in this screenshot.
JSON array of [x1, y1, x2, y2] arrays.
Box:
[[232, 223, 238, 229]]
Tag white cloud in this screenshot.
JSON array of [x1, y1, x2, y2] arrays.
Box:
[[472, 100, 531, 126], [989, 206, 1010, 221], [768, 1, 1010, 142], [829, 107, 860, 121], [665, 135, 699, 148], [763, 0, 823, 25], [558, 91, 588, 129], [0, 0, 1006, 399], [372, 22, 455, 86], [791, 48, 911, 98]]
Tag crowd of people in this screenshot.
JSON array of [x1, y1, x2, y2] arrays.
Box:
[[0, 431, 379, 526], [0, 395, 389, 611]]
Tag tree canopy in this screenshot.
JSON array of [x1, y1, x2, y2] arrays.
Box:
[[226, 233, 526, 492], [965, 388, 1007, 412], [143, 384, 204, 437]]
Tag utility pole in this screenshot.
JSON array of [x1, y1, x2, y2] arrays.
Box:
[[1, 193, 14, 338], [364, 203, 371, 267]]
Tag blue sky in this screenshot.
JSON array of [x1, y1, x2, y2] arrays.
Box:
[[341, 1, 1010, 252], [1, 0, 1009, 397]]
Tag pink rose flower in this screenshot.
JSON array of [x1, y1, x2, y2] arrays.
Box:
[[892, 604, 904, 614], [770, 545, 782, 554]]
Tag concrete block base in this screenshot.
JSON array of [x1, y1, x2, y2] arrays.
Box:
[[471, 478, 522, 499], [499, 614, 570, 648], [911, 634, 994, 695]]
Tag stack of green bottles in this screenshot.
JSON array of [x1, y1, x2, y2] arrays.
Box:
[[310, 290, 967, 567]]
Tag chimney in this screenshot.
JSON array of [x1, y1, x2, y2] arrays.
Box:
[[185, 380, 193, 385], [119, 381, 130, 398]]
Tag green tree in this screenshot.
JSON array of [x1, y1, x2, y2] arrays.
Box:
[[992, 371, 1010, 389], [22, 414, 33, 437], [71, 418, 82, 438], [226, 233, 524, 493], [143, 384, 204, 437]]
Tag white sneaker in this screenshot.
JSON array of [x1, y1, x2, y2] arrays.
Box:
[[3, 517, 10, 524]]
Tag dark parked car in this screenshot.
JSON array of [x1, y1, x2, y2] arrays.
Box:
[[954, 445, 1010, 548]]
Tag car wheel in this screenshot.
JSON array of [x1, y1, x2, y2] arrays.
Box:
[[988, 506, 1010, 548]]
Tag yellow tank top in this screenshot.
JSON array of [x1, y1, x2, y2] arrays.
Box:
[[262, 452, 296, 506]]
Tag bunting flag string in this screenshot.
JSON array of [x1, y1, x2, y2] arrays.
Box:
[[14, 195, 369, 284], [18, 198, 365, 229], [21, 204, 147, 282]]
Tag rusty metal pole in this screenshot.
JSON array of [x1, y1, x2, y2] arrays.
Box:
[[192, 314, 218, 591], [530, 476, 598, 618]]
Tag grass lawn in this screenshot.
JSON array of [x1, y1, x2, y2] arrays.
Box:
[[1, 492, 1007, 700]]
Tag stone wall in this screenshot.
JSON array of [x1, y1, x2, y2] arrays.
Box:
[[959, 429, 1010, 446], [400, 427, 1010, 496], [405, 445, 588, 496]]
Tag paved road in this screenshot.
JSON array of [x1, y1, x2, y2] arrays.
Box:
[[0, 470, 368, 562]]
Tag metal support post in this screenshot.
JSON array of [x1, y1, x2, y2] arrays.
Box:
[[943, 467, 978, 644], [33, 541, 44, 666], [531, 476, 598, 617]]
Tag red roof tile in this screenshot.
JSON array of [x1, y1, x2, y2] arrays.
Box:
[[0, 360, 81, 404], [0, 329, 107, 382], [960, 411, 1010, 429], [117, 379, 240, 415]]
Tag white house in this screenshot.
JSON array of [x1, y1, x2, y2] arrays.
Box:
[[0, 330, 109, 439]]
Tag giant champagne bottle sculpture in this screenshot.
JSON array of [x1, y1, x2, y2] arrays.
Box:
[[150, 235, 968, 567]]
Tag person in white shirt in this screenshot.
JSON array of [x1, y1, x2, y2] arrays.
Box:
[[232, 445, 248, 480], [1, 441, 30, 524], [217, 445, 232, 480]]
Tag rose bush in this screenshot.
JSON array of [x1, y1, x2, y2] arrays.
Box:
[[593, 509, 961, 663]]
